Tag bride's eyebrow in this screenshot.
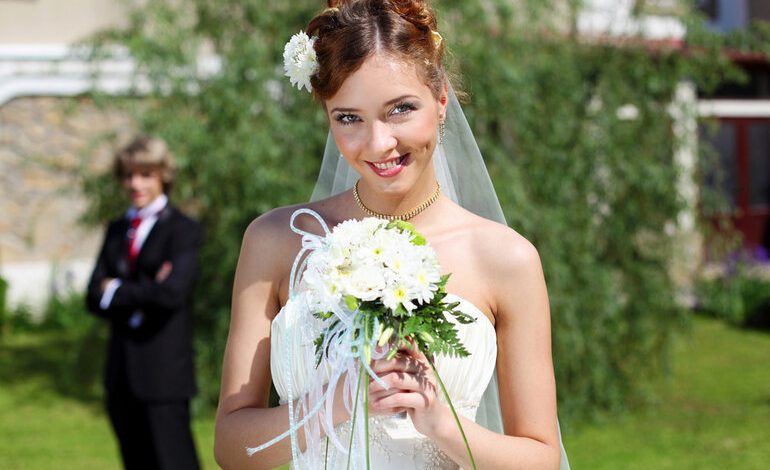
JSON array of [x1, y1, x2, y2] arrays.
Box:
[[384, 94, 419, 106], [329, 106, 358, 114], [329, 94, 420, 114]]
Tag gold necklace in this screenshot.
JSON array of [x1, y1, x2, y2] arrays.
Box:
[[353, 180, 441, 221]]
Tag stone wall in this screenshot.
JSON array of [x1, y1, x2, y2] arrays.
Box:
[[0, 95, 135, 311]]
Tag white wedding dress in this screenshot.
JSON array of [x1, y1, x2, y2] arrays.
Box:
[[287, 85, 569, 469], [271, 293, 497, 469]]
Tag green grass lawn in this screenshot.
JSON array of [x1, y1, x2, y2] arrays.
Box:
[[0, 316, 768, 469], [0, 331, 217, 470], [566, 317, 770, 469]]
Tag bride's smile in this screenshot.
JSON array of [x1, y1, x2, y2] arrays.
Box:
[[367, 154, 410, 177]]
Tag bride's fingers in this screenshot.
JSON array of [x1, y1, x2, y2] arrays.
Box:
[[368, 388, 408, 416], [369, 370, 436, 394], [370, 353, 409, 373], [371, 350, 429, 375], [398, 342, 430, 362], [369, 387, 402, 399], [368, 403, 407, 416], [371, 391, 431, 412]]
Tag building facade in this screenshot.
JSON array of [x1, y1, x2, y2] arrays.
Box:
[[0, 0, 136, 311], [697, 0, 770, 251]]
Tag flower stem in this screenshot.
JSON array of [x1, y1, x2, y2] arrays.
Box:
[[346, 366, 363, 470], [428, 357, 477, 470], [324, 437, 329, 470], [363, 313, 371, 469], [364, 368, 370, 469]]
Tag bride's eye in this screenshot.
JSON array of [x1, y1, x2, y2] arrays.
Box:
[[335, 113, 359, 126], [391, 102, 417, 117]]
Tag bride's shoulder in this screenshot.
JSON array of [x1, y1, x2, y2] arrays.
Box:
[[451, 209, 545, 320], [243, 203, 303, 244], [241, 195, 347, 254], [451, 206, 542, 277]]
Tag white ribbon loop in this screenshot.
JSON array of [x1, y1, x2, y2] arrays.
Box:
[[247, 208, 393, 468], [288, 209, 331, 297]]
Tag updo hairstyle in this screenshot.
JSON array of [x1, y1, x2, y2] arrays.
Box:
[[306, 0, 446, 100]]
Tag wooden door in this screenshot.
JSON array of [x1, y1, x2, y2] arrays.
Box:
[[703, 118, 770, 249]]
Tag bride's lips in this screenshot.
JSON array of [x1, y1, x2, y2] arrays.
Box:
[[366, 154, 409, 177]]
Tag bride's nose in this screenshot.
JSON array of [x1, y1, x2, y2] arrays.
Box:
[[368, 120, 397, 156]]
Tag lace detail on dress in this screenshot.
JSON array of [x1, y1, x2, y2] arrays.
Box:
[[327, 414, 461, 469], [415, 401, 478, 470], [369, 417, 400, 463], [415, 438, 455, 470]]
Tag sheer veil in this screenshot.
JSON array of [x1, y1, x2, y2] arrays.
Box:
[[310, 85, 570, 469]]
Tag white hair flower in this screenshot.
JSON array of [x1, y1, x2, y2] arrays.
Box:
[[283, 30, 318, 93]]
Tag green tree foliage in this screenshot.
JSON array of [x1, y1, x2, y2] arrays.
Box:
[[82, 0, 737, 423]]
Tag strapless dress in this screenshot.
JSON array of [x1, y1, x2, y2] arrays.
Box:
[[270, 293, 497, 469]]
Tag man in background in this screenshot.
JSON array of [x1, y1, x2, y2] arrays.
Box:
[[86, 136, 201, 469]]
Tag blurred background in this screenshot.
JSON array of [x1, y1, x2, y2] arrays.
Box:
[[1, 0, 769, 468]]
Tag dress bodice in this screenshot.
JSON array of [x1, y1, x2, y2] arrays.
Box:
[[270, 294, 497, 469]]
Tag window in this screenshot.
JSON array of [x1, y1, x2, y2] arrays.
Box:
[[696, 0, 719, 19]]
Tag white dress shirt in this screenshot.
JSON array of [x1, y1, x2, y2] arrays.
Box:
[[99, 194, 169, 328]]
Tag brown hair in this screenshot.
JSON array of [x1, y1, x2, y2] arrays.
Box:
[[113, 136, 176, 192], [306, 0, 445, 100]]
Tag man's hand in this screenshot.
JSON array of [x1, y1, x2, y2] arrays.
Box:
[[100, 278, 115, 293], [156, 262, 173, 282]]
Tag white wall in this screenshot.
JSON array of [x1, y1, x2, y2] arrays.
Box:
[[1, 260, 94, 316], [0, 0, 129, 44], [578, 0, 686, 39]]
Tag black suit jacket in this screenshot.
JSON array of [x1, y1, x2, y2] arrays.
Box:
[[87, 205, 200, 401]]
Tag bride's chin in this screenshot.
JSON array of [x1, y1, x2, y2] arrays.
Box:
[[363, 179, 415, 198], [358, 165, 434, 198]]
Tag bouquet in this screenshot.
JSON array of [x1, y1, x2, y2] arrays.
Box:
[[248, 209, 477, 469]]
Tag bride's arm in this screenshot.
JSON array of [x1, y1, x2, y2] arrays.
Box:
[[370, 229, 561, 470], [213, 210, 348, 470]]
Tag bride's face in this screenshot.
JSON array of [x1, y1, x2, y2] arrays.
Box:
[[325, 54, 447, 196]]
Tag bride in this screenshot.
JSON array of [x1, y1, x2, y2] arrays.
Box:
[[215, 1, 569, 469]]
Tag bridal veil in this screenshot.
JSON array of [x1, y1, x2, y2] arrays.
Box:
[[310, 85, 570, 469]]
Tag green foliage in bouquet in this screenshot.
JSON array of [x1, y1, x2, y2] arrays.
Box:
[[392, 279, 475, 358], [313, 275, 474, 366]]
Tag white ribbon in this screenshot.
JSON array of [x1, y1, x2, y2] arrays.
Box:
[[246, 208, 391, 468], [288, 208, 332, 298]]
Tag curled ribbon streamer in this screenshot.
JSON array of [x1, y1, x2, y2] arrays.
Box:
[[247, 209, 393, 468], [288, 208, 332, 297]]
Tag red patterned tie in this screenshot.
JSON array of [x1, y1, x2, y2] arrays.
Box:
[[128, 216, 143, 273]]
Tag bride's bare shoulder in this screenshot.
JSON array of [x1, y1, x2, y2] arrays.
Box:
[[450, 205, 541, 280], [241, 194, 349, 261]]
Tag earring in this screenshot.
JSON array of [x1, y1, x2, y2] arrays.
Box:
[[439, 119, 446, 144]]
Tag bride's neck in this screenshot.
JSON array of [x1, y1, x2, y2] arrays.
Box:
[[355, 172, 438, 218]]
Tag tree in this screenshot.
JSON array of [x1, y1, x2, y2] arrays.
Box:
[[83, 0, 737, 424]]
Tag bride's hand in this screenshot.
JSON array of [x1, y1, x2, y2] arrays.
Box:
[[368, 345, 450, 436]]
